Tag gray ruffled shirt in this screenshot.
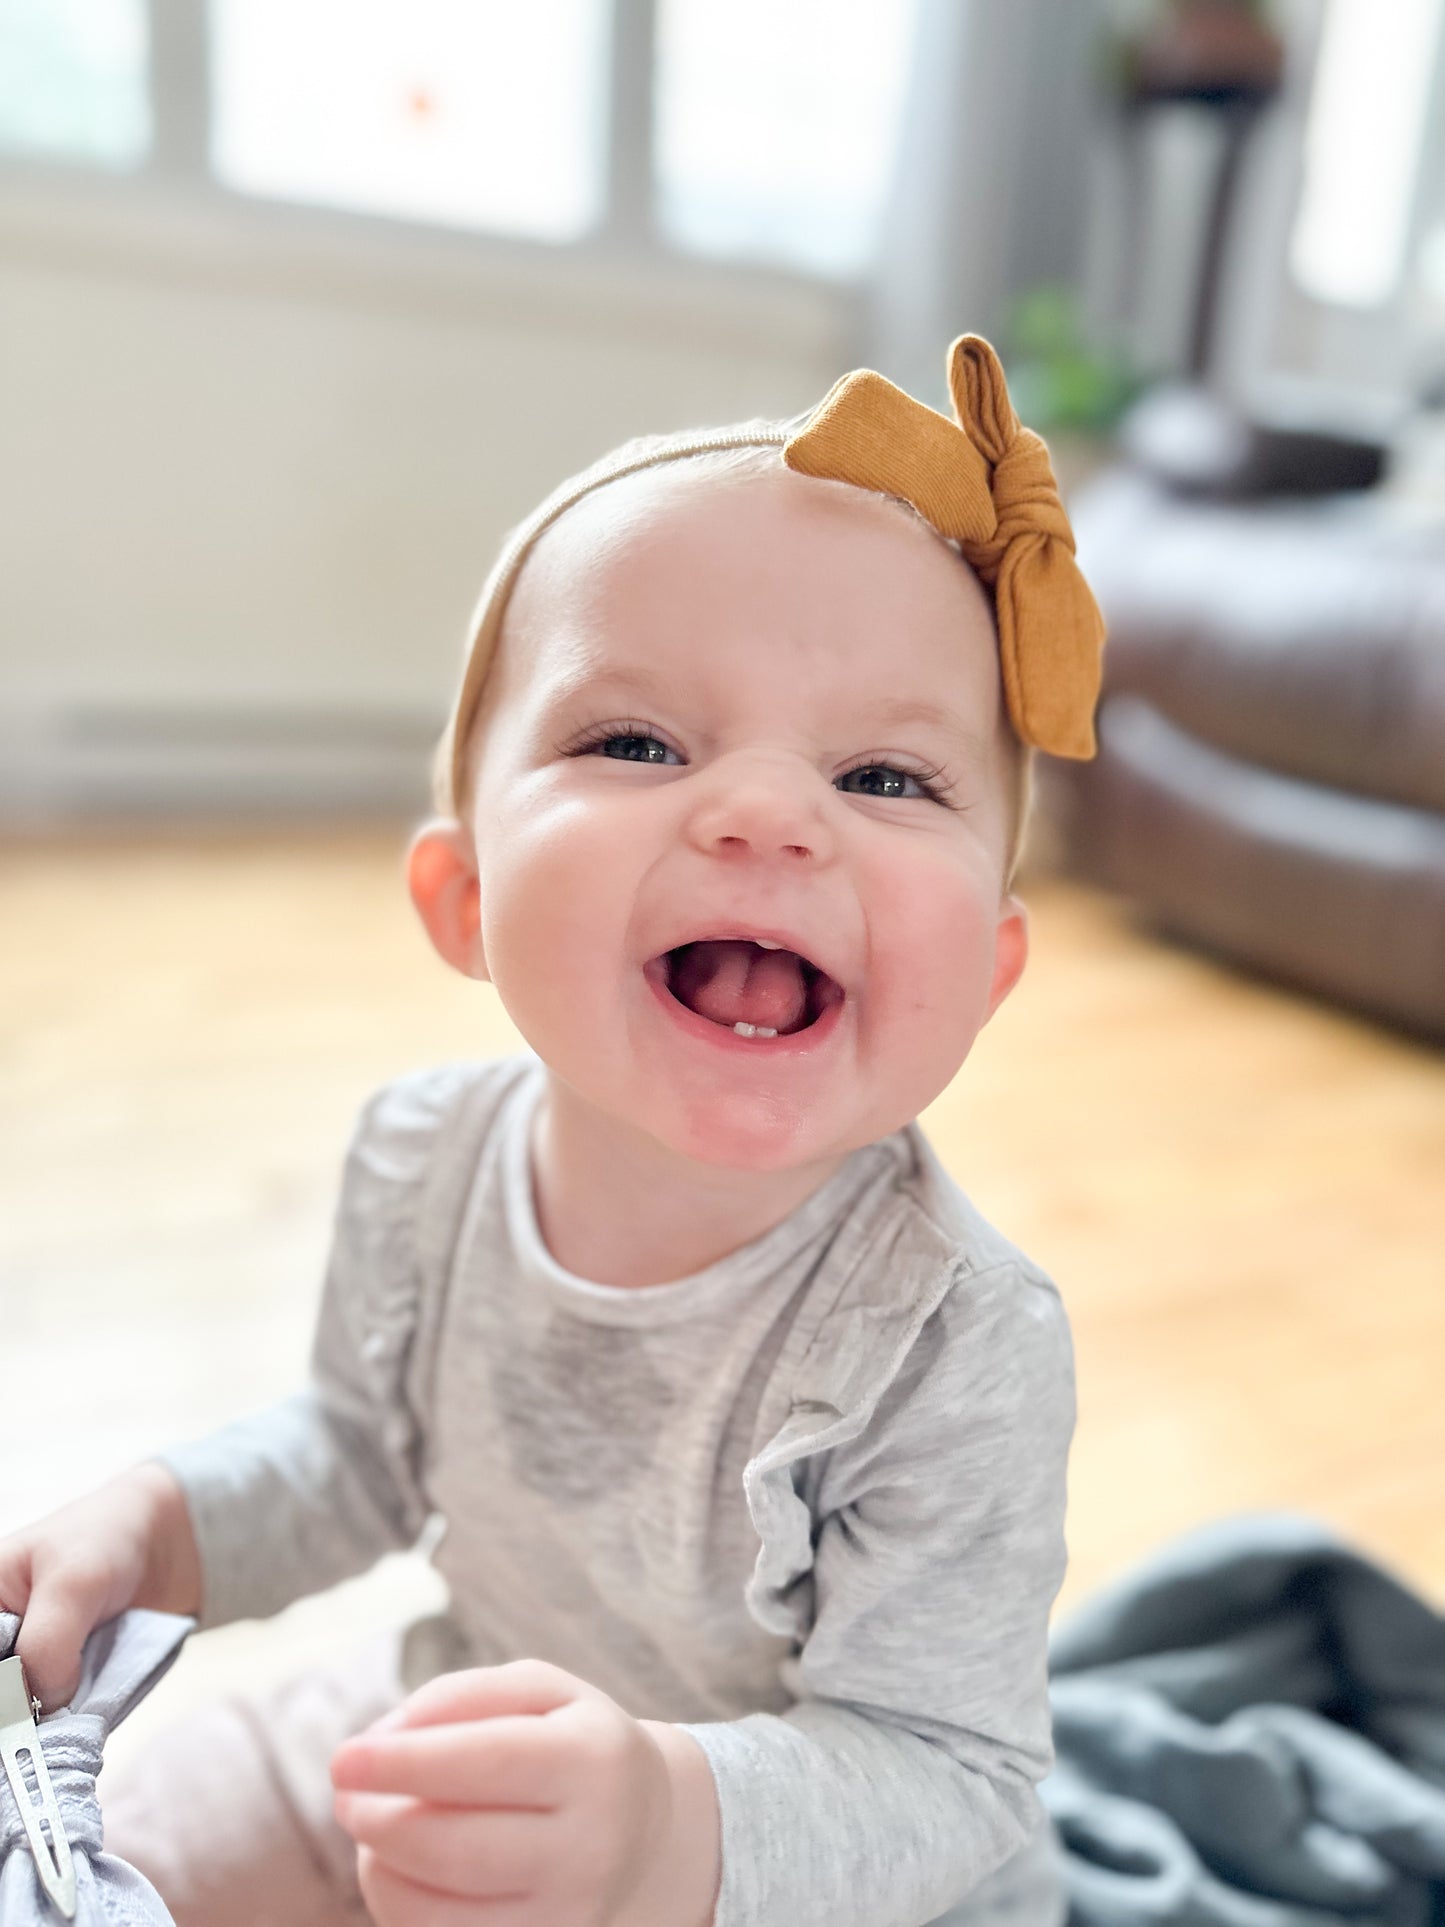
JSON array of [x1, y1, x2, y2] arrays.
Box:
[[161, 1054, 1074, 1926]]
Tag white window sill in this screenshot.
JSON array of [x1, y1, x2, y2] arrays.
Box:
[[0, 159, 852, 352]]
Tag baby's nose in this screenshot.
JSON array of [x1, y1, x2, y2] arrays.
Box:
[[685, 757, 837, 864]]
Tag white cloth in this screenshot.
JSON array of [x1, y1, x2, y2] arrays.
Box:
[[0, 1609, 191, 1927]]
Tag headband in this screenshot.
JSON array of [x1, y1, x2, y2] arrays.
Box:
[[440, 334, 1104, 809]]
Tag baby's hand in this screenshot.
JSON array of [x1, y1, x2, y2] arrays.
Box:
[[331, 1659, 715, 1927], [0, 1462, 201, 1710]]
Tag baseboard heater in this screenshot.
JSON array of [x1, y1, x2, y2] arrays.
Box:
[[0, 705, 441, 825]]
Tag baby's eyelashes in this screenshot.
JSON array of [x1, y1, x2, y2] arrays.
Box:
[[566, 732, 961, 808], [836, 762, 957, 807], [564, 722, 680, 764]]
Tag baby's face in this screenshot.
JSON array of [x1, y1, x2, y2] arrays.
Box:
[[455, 462, 1026, 1172]]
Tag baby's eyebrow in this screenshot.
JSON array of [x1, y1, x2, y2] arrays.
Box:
[[866, 696, 990, 761], [542, 666, 672, 714]]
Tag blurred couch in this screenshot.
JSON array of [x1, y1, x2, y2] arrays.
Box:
[[1044, 468, 1445, 1040]]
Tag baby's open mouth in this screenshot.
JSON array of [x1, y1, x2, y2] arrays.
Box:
[[660, 939, 844, 1037]]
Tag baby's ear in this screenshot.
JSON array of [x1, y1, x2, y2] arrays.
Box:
[[406, 819, 490, 982], [984, 893, 1029, 1023]]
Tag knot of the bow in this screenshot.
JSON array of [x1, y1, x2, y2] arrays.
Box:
[[957, 426, 1075, 584], [0, 1718, 105, 1862]]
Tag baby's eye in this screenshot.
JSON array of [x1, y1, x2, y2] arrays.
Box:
[[579, 729, 679, 765], [836, 762, 948, 804]]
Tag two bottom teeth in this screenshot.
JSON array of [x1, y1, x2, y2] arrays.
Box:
[[732, 1022, 778, 1038]]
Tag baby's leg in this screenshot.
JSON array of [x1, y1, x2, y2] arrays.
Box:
[[100, 1628, 406, 1927]]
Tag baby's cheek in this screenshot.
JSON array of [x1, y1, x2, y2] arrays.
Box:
[[479, 800, 634, 1020], [886, 842, 1000, 990], [867, 854, 1007, 1094]]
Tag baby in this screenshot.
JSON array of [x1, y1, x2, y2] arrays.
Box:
[[0, 337, 1104, 1927]]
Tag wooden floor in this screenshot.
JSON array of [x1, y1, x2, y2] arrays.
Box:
[[2, 828, 1442, 1752]]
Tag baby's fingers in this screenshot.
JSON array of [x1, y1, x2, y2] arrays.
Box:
[[333, 1715, 560, 1808], [357, 1847, 521, 1927], [0, 1541, 36, 1619], [11, 1556, 116, 1711], [337, 1792, 548, 1901]]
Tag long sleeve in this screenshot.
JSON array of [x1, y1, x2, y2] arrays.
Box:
[[680, 1263, 1075, 1927], [157, 1068, 469, 1628]]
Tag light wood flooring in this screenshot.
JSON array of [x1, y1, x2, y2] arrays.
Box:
[[2, 828, 1441, 1756]]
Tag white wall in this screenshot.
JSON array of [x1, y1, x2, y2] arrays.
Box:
[[0, 177, 849, 818]]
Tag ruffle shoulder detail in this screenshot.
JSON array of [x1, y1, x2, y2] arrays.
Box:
[[738, 1139, 1069, 1646]]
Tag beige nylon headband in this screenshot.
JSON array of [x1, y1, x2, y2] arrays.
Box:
[[438, 335, 1105, 812]]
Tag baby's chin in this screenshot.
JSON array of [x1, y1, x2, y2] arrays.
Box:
[[641, 1082, 884, 1177]]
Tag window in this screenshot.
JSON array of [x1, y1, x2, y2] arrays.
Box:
[[1418, 223, 1445, 310], [653, 0, 921, 279], [0, 0, 149, 167], [209, 0, 609, 244], [1290, 0, 1444, 308], [0, 0, 924, 284]]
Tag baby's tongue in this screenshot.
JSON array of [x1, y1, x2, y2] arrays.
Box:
[[670, 940, 809, 1032]]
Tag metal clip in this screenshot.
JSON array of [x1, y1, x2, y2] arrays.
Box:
[[0, 1655, 77, 1919]]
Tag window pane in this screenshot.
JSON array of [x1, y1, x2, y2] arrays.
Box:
[[654, 0, 920, 279], [210, 0, 609, 242], [0, 0, 149, 166], [1290, 0, 1444, 308], [1419, 222, 1445, 309]]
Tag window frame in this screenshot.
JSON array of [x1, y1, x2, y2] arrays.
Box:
[[0, 0, 872, 311]]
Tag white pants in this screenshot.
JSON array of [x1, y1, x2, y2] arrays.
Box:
[[100, 1630, 1066, 1927], [101, 1631, 405, 1927]]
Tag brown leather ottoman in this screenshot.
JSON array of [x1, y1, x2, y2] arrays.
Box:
[[1044, 470, 1445, 1039]]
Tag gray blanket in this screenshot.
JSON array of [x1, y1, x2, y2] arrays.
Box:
[[1043, 1515, 1445, 1925]]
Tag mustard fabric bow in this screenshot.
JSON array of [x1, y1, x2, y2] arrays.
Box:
[[783, 335, 1105, 759]]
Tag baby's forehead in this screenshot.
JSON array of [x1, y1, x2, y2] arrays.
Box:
[[480, 458, 1006, 772], [508, 456, 996, 648]]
